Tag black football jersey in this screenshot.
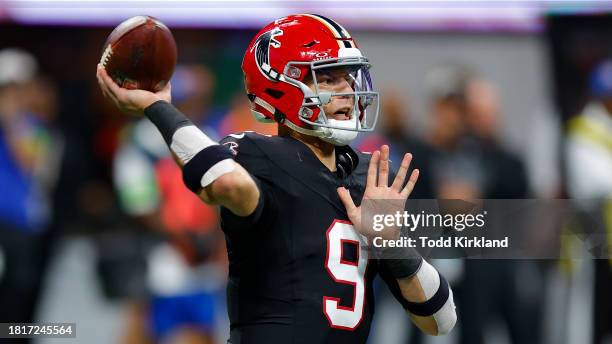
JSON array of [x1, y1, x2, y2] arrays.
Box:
[[219, 132, 407, 344]]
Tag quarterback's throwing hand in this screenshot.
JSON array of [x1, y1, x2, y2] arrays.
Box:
[[337, 145, 419, 239], [96, 64, 171, 116]]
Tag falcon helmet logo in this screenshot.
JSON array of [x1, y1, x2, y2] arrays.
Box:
[[251, 27, 283, 81]]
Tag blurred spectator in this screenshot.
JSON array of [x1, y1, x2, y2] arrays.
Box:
[[0, 48, 63, 341], [424, 63, 482, 200], [464, 76, 543, 344], [424, 63, 529, 200], [465, 78, 500, 142], [566, 59, 612, 344], [113, 64, 228, 344], [424, 63, 540, 344], [567, 60, 612, 199], [464, 78, 530, 199]]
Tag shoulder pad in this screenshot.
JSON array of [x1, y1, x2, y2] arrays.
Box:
[[220, 131, 266, 155], [219, 131, 277, 177]]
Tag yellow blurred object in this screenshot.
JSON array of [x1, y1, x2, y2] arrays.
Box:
[[568, 115, 612, 151], [605, 200, 612, 270], [568, 114, 612, 269]]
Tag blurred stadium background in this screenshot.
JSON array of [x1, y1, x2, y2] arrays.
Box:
[[0, 1, 611, 343]]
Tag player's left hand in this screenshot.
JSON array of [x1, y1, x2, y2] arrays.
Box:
[[337, 145, 419, 240]]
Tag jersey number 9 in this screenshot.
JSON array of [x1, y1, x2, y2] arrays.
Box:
[[324, 220, 369, 330]]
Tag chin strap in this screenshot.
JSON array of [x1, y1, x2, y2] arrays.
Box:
[[284, 119, 325, 137]]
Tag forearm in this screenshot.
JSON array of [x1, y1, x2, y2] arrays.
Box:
[[397, 261, 456, 335], [384, 256, 457, 336], [395, 268, 437, 335], [143, 100, 259, 214]]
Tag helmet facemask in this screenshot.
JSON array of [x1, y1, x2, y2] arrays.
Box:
[[282, 56, 380, 145]]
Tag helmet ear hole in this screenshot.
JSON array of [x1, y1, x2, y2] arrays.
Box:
[[265, 88, 285, 99]]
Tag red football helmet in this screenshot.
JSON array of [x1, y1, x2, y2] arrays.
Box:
[[242, 14, 379, 145]]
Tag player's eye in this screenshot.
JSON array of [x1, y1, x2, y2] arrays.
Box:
[[317, 74, 334, 85]]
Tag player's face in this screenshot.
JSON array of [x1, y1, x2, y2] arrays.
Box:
[[306, 67, 356, 121]]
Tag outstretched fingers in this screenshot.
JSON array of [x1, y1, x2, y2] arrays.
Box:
[[400, 169, 420, 198], [378, 145, 390, 187], [366, 150, 380, 188], [391, 153, 413, 192]]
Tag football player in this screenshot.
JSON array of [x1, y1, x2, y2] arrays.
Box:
[[97, 14, 456, 343]]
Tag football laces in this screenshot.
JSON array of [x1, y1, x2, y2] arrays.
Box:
[[99, 45, 113, 67]]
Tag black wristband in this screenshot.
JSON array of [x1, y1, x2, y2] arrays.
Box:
[[144, 100, 192, 145], [183, 144, 234, 193], [382, 247, 423, 279], [403, 272, 450, 317]]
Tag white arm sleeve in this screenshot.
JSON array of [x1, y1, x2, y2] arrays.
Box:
[[413, 260, 457, 335]]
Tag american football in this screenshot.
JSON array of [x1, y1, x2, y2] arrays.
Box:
[[100, 15, 177, 92]]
